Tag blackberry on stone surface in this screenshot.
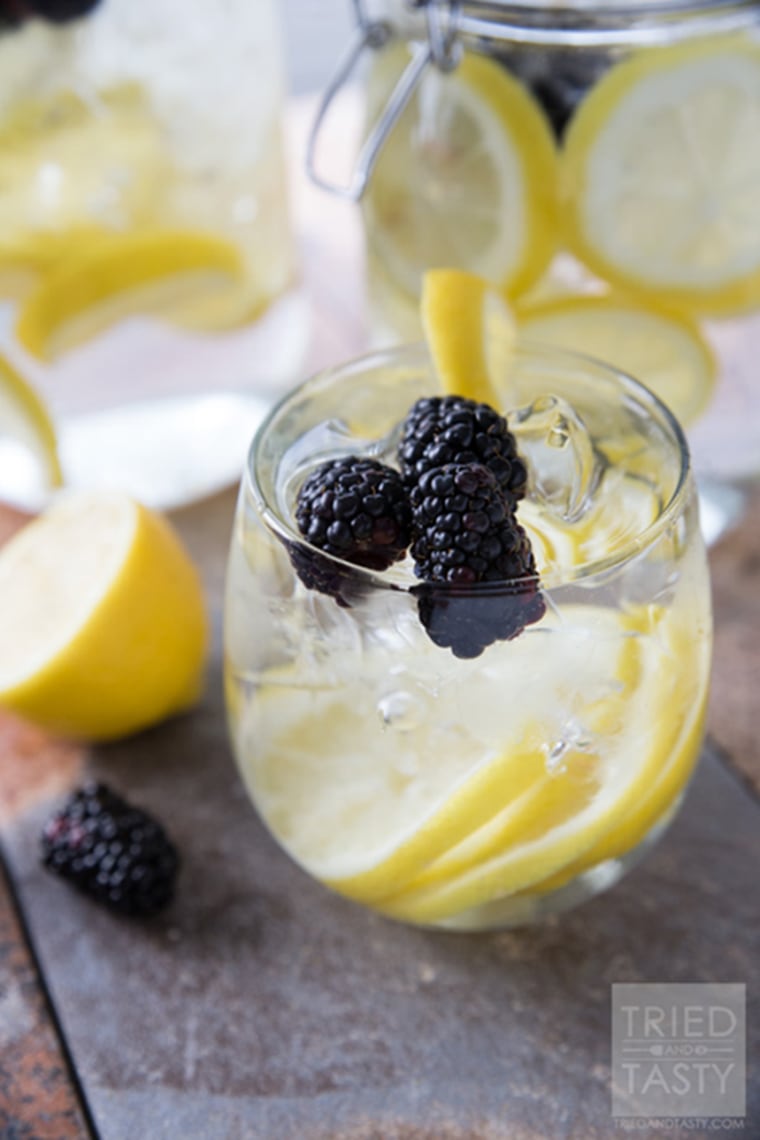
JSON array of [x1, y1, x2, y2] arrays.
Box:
[[398, 396, 527, 505], [291, 456, 412, 601], [41, 783, 179, 917], [411, 463, 545, 658]]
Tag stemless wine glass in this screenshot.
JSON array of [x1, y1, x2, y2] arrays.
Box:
[[0, 0, 303, 509], [224, 341, 712, 931]]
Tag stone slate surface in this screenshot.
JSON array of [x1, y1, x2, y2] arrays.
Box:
[[1, 491, 759, 1140]]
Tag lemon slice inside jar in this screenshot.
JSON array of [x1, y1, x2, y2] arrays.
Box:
[[563, 36, 760, 314], [364, 43, 559, 303], [518, 293, 716, 427]]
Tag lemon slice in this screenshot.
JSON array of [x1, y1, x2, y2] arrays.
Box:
[[0, 352, 62, 492], [377, 612, 703, 924], [421, 268, 517, 403], [395, 616, 643, 895], [533, 692, 707, 898], [518, 294, 716, 427], [237, 679, 547, 904], [236, 606, 636, 904], [0, 492, 208, 741], [563, 36, 760, 314], [16, 230, 244, 360], [364, 43, 558, 303]]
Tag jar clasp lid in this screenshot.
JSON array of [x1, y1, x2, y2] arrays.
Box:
[[306, 0, 462, 202]]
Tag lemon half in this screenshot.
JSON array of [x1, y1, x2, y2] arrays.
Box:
[[0, 492, 208, 741]]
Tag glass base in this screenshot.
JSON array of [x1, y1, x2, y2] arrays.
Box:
[[417, 801, 681, 933]]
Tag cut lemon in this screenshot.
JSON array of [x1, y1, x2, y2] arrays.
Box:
[[0, 492, 208, 741], [421, 268, 516, 403], [518, 294, 716, 427], [0, 351, 62, 492], [563, 36, 760, 314], [16, 230, 244, 360], [364, 43, 558, 303], [376, 611, 704, 924]]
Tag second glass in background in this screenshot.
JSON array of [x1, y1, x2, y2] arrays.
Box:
[[0, 0, 305, 508]]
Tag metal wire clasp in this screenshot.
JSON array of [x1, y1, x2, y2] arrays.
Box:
[[305, 0, 462, 202]]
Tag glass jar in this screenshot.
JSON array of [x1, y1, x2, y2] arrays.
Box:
[[0, 0, 302, 509], [224, 339, 711, 931], [311, 0, 760, 485]]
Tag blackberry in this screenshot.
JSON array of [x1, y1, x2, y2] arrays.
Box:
[[41, 783, 179, 917], [398, 395, 527, 505], [411, 463, 545, 658], [0, 0, 102, 25], [292, 456, 412, 600]]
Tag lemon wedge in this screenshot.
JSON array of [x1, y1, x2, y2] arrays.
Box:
[[518, 294, 716, 427], [0, 492, 208, 741], [0, 351, 62, 493], [376, 608, 706, 925], [421, 268, 516, 403], [364, 43, 558, 303], [16, 230, 244, 360], [563, 36, 760, 314]]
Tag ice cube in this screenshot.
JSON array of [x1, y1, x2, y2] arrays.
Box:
[[512, 394, 601, 523]]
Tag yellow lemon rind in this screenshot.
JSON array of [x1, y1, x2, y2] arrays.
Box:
[[0, 496, 208, 741], [562, 36, 760, 315], [517, 292, 718, 427], [16, 229, 244, 361]]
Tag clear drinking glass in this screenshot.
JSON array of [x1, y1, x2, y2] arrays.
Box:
[[0, 0, 302, 508], [317, 0, 760, 487], [224, 341, 712, 931]]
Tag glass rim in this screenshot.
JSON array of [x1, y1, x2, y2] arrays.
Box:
[[391, 0, 759, 48], [246, 339, 693, 594]]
